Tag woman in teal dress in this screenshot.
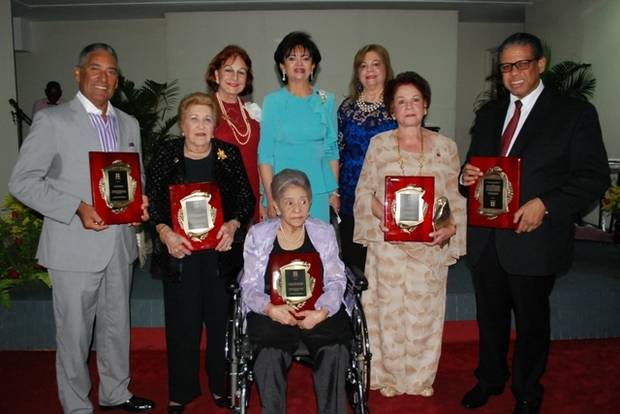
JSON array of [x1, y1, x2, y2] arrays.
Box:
[[259, 31, 339, 223]]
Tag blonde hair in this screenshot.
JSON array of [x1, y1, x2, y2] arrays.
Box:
[[177, 92, 220, 129]]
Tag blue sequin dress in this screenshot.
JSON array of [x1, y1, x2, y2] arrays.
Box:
[[337, 98, 396, 217]]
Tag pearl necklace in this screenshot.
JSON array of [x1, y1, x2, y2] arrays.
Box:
[[395, 130, 425, 175], [356, 91, 384, 113], [216, 92, 252, 146], [278, 223, 304, 245]]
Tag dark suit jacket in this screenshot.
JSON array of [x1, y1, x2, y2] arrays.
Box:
[[146, 137, 255, 279], [463, 87, 610, 276]]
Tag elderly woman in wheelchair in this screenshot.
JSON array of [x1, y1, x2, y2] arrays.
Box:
[[237, 168, 358, 413]]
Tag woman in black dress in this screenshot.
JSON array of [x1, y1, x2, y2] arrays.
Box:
[[146, 92, 255, 413]]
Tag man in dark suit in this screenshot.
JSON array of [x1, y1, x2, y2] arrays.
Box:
[[9, 43, 154, 413], [459, 33, 609, 414]]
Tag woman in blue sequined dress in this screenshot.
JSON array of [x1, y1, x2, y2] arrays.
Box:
[[338, 44, 396, 270]]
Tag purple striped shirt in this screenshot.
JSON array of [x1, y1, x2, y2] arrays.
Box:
[[88, 113, 118, 152]]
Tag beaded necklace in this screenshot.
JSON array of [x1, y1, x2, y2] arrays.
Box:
[[216, 92, 252, 146], [278, 222, 304, 246], [356, 91, 383, 113]]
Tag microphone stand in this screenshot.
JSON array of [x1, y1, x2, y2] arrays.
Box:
[[9, 98, 32, 150]]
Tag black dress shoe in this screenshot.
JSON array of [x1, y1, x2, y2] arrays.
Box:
[[100, 395, 155, 412], [167, 404, 185, 414], [461, 384, 504, 409], [513, 399, 541, 414]]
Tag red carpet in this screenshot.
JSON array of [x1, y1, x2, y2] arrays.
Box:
[[2, 337, 619, 413]]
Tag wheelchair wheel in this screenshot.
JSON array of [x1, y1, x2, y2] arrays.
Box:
[[347, 298, 371, 413], [227, 282, 252, 413]]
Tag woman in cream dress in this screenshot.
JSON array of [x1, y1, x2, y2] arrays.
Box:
[[354, 71, 466, 397]]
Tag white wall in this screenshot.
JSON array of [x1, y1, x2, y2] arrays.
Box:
[[455, 22, 523, 160], [165, 9, 458, 139], [14, 19, 166, 121], [526, 0, 620, 158], [1, 2, 18, 199], [526, 0, 618, 225]]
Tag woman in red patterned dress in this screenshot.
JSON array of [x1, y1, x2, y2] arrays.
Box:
[[206, 45, 263, 222]]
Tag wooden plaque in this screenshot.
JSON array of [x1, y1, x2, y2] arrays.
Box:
[[89, 151, 142, 224], [169, 182, 224, 251], [384, 176, 435, 242]]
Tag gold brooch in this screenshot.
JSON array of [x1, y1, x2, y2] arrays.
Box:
[[217, 149, 227, 160]]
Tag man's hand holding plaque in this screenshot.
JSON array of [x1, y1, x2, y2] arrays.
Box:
[[384, 176, 435, 242], [465, 156, 521, 229], [89, 151, 143, 224], [169, 182, 224, 251]]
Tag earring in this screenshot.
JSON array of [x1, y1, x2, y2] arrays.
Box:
[[281, 72, 286, 82]]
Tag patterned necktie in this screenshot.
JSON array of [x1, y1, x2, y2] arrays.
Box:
[[500, 100, 522, 156]]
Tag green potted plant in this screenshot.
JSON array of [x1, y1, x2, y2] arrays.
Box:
[[0, 196, 51, 308], [111, 76, 180, 165], [111, 76, 180, 264], [601, 185, 620, 244]]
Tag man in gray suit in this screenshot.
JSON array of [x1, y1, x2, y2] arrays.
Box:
[[9, 43, 154, 413]]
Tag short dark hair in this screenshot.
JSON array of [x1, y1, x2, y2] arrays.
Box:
[[205, 45, 254, 96], [384, 71, 432, 113], [45, 81, 61, 91], [77, 43, 118, 67], [273, 31, 321, 82], [498, 32, 544, 59], [271, 169, 312, 203]]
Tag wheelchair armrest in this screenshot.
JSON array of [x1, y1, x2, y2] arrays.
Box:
[[346, 265, 368, 292], [227, 280, 240, 295]]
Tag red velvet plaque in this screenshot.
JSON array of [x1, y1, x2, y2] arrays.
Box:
[[169, 182, 224, 251], [268, 252, 324, 314], [468, 156, 521, 229], [384, 176, 435, 242], [89, 151, 143, 224]]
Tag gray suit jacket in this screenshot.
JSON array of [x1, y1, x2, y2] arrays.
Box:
[[9, 97, 141, 272]]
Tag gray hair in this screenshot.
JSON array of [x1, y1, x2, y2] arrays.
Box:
[[77, 43, 118, 67], [271, 169, 312, 202]]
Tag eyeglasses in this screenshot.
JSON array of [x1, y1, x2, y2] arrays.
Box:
[[498, 58, 538, 73]]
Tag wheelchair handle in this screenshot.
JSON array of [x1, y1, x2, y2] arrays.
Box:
[[227, 280, 240, 294], [346, 265, 369, 292]]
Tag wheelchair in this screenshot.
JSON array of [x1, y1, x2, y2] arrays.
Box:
[[225, 266, 372, 414]]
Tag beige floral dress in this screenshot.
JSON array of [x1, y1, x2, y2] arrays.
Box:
[[353, 129, 466, 395]]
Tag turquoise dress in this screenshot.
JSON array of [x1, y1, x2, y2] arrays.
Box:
[[259, 87, 339, 222]]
